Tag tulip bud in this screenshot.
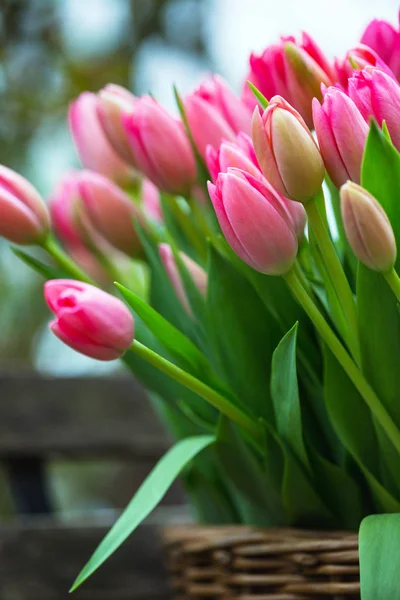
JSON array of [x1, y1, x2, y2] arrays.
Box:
[[97, 84, 136, 163], [335, 44, 396, 90], [208, 168, 298, 275], [242, 32, 335, 127], [123, 96, 197, 195], [159, 244, 207, 315], [206, 137, 262, 183], [77, 170, 143, 256], [348, 67, 400, 151], [312, 88, 369, 188], [340, 181, 396, 272], [252, 95, 324, 203], [44, 279, 134, 360], [50, 171, 85, 248], [141, 179, 162, 223], [0, 166, 49, 245], [69, 92, 136, 185], [360, 18, 400, 80]]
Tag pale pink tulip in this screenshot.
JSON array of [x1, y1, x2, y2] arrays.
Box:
[[252, 95, 324, 203], [312, 88, 369, 188], [159, 244, 207, 315], [341, 182, 396, 272], [0, 166, 49, 244], [123, 96, 196, 195], [69, 92, 136, 185]]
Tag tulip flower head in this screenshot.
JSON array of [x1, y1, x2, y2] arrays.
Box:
[[252, 95, 324, 203], [141, 179, 162, 223], [312, 87, 369, 188], [243, 32, 335, 127], [341, 182, 397, 272], [77, 170, 143, 256], [123, 96, 197, 195], [335, 44, 396, 90], [348, 67, 400, 152], [45, 280, 134, 360], [208, 168, 298, 275], [159, 244, 207, 315], [97, 84, 137, 163], [184, 75, 251, 159], [0, 166, 49, 245], [360, 17, 400, 80], [206, 136, 262, 183]]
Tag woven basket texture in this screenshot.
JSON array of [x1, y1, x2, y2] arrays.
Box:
[[162, 525, 360, 600]]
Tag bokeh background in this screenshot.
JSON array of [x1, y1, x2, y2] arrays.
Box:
[[0, 0, 397, 515]]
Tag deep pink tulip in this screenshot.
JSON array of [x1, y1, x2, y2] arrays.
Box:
[[348, 67, 400, 151], [335, 44, 396, 90], [252, 95, 324, 203], [45, 280, 134, 360], [361, 17, 400, 80], [97, 84, 137, 163], [77, 171, 143, 256], [141, 179, 162, 222], [123, 96, 196, 195], [206, 136, 262, 183], [159, 243, 207, 315], [0, 166, 49, 244], [312, 88, 369, 188], [69, 92, 136, 185], [208, 168, 298, 275], [243, 32, 335, 127]]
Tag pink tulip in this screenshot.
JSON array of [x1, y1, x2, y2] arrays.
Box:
[[123, 96, 196, 195], [50, 171, 85, 248], [206, 136, 262, 182], [348, 67, 400, 151], [360, 17, 400, 80], [69, 92, 136, 185], [208, 168, 298, 275], [141, 179, 162, 222], [312, 87, 369, 188], [252, 95, 324, 203], [335, 44, 396, 90], [97, 84, 137, 163], [0, 166, 49, 245], [341, 181, 396, 272], [243, 32, 335, 127], [45, 279, 134, 360], [77, 170, 143, 256], [159, 244, 207, 315]]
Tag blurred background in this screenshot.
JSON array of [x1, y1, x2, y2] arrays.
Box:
[[0, 0, 397, 516]]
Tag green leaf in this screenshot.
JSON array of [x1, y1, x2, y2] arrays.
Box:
[[116, 283, 211, 380], [247, 81, 269, 109], [12, 248, 65, 280], [324, 348, 400, 513], [70, 435, 215, 591], [359, 514, 400, 600], [206, 246, 282, 421], [216, 416, 284, 525], [271, 323, 310, 471]]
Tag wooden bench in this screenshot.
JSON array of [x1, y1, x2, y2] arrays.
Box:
[[0, 372, 182, 599]]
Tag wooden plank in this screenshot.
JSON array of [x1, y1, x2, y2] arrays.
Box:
[[0, 374, 169, 457], [0, 517, 174, 600]]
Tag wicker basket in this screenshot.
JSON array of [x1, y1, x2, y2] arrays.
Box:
[[162, 525, 359, 599]]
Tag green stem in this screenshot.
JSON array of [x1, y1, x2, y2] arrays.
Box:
[[306, 191, 361, 364], [284, 269, 400, 454], [42, 236, 95, 284], [384, 268, 400, 303], [130, 340, 263, 442]]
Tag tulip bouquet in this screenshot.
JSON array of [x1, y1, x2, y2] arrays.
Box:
[[3, 12, 400, 597]]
